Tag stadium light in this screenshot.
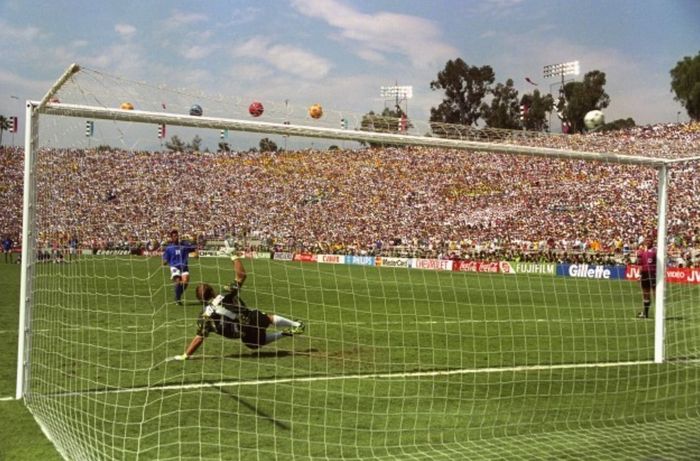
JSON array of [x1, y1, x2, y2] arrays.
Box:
[[543, 60, 580, 132], [380, 85, 413, 100], [542, 61, 580, 79], [380, 84, 413, 117], [543, 60, 580, 94]]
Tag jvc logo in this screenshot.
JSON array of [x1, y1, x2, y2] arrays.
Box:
[[627, 266, 640, 280], [689, 270, 700, 283]]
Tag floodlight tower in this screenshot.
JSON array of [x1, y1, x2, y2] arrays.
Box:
[[380, 83, 413, 117], [543, 60, 580, 132]]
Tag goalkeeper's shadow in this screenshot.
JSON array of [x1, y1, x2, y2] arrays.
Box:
[[224, 348, 320, 360], [216, 386, 291, 431]]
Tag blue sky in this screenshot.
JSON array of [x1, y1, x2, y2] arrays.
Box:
[[1, 0, 699, 144]]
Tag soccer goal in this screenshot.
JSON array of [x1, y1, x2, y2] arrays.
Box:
[[15, 63, 700, 460]]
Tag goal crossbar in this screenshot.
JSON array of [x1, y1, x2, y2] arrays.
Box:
[[35, 100, 666, 167]]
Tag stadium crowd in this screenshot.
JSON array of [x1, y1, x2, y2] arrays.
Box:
[[1, 122, 699, 266]]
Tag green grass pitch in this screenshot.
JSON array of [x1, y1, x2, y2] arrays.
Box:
[[2, 257, 700, 460]]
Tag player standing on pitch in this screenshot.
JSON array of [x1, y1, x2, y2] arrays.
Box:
[[162, 230, 197, 305], [637, 235, 657, 319], [171, 252, 305, 361], [2, 236, 13, 263]]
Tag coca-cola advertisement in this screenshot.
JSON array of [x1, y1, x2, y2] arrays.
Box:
[[452, 260, 500, 273], [292, 253, 317, 263], [453, 260, 479, 272]]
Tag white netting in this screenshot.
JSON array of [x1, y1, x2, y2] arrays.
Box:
[[12, 65, 700, 460]]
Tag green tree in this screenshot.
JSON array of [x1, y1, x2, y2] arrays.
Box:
[[521, 90, 555, 132], [165, 135, 186, 152], [259, 137, 278, 152], [670, 51, 700, 120], [0, 115, 11, 146], [429, 58, 495, 127], [481, 78, 520, 130], [558, 70, 610, 133], [187, 135, 203, 153]]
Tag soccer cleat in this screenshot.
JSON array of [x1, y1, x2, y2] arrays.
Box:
[[637, 312, 648, 319], [282, 321, 305, 337], [176, 300, 184, 306]]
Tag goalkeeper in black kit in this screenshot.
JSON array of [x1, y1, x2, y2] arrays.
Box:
[[172, 253, 305, 361]]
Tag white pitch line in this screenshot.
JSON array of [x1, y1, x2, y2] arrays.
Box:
[[0, 325, 145, 335], [51, 359, 658, 398], [0, 317, 656, 335], [0, 396, 14, 401], [328, 317, 648, 326]]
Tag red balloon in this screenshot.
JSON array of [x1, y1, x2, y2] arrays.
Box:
[[248, 101, 264, 117]]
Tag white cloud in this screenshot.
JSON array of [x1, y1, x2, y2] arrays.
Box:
[[223, 7, 262, 26], [164, 10, 208, 28], [290, 0, 457, 68], [232, 37, 332, 79], [0, 68, 52, 94], [229, 63, 275, 81], [355, 48, 385, 64], [71, 40, 89, 48], [0, 19, 41, 41], [115, 23, 136, 38], [81, 42, 149, 78], [181, 44, 216, 60]]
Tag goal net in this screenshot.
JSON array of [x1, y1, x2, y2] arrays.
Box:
[[14, 64, 700, 460]]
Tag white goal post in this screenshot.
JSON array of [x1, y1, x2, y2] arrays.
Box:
[[17, 65, 674, 402], [15, 63, 695, 460]]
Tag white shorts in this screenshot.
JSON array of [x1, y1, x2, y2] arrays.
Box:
[[170, 267, 189, 280]]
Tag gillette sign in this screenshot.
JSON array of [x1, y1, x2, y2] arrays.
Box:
[[557, 264, 627, 280]]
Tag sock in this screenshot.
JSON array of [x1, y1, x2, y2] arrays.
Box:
[[175, 284, 184, 301], [270, 315, 299, 329], [643, 300, 651, 316], [265, 332, 284, 344]]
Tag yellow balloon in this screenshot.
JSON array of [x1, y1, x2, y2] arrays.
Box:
[[308, 103, 323, 119]]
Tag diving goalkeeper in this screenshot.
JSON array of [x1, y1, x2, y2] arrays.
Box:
[[171, 252, 305, 361]]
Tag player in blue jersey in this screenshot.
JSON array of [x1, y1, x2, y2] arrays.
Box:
[[2, 236, 13, 263], [163, 230, 197, 305]]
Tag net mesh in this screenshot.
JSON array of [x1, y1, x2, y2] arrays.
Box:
[[14, 65, 700, 460]]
